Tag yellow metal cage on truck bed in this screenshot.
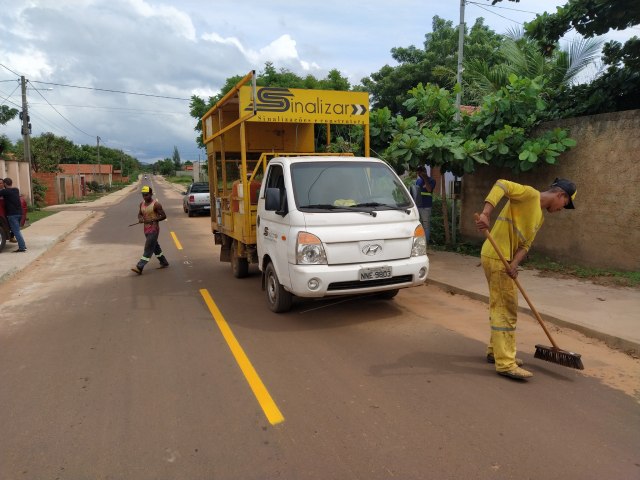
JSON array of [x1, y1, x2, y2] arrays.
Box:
[[201, 70, 370, 276]]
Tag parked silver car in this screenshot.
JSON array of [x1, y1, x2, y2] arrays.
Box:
[[182, 182, 210, 217]]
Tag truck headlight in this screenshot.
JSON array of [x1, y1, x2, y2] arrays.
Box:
[[411, 225, 427, 257], [296, 232, 327, 265]]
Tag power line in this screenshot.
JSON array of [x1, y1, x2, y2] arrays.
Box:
[[1, 84, 21, 105], [27, 101, 190, 116], [471, 3, 524, 25], [467, 1, 538, 15], [30, 80, 191, 101], [29, 81, 95, 139], [0, 63, 22, 77]]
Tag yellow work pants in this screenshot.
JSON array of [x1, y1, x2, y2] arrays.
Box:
[[481, 256, 518, 372]]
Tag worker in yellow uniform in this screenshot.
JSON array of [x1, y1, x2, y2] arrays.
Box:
[[475, 178, 577, 380], [131, 186, 169, 274]]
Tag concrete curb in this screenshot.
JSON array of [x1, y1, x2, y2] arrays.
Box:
[[427, 279, 639, 356]]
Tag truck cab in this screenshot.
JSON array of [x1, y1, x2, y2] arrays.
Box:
[[258, 156, 428, 311]]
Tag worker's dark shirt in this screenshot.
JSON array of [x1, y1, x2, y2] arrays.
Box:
[[0, 188, 22, 216]]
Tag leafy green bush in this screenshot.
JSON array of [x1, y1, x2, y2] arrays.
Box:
[[31, 177, 47, 207]]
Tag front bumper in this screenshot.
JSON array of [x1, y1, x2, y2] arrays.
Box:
[[285, 256, 429, 298]]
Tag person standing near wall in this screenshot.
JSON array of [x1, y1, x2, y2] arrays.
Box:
[[415, 166, 436, 243], [475, 178, 577, 380], [0, 178, 27, 252]]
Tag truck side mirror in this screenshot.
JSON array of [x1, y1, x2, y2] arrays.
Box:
[[265, 187, 287, 216], [265, 187, 280, 211]]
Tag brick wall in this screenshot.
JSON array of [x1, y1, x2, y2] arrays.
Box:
[[32, 172, 58, 206], [460, 109, 640, 272]]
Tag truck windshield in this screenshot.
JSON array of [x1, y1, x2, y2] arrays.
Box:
[[292, 161, 412, 212]]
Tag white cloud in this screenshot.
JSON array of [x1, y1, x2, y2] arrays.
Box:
[[1, 0, 637, 165], [202, 32, 319, 73], [128, 0, 197, 41]]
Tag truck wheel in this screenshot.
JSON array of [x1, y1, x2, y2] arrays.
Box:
[[0, 225, 6, 252], [377, 289, 399, 300], [187, 206, 194, 217], [265, 262, 292, 313], [231, 242, 249, 278]]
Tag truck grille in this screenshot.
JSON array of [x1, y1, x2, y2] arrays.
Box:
[[327, 275, 413, 291]]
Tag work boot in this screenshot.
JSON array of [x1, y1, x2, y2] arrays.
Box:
[[9, 237, 17, 243], [159, 259, 169, 268], [487, 353, 523, 367], [497, 367, 533, 380], [131, 266, 143, 275]]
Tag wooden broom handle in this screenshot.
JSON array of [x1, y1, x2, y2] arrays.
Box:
[[475, 213, 559, 348]]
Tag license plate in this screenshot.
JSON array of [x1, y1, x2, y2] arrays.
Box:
[[359, 266, 392, 281], [203, 206, 210, 210]]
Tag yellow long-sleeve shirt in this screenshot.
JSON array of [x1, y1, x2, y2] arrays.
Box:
[[481, 180, 544, 261]]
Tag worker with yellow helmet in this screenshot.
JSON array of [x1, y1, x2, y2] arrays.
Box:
[[131, 185, 169, 274]]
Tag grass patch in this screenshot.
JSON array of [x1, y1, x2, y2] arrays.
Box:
[[523, 254, 640, 288], [165, 176, 195, 186], [26, 208, 56, 224]]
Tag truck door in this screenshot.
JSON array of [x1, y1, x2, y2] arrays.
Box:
[[257, 163, 292, 287]]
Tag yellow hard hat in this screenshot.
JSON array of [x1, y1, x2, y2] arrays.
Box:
[[141, 186, 150, 193]]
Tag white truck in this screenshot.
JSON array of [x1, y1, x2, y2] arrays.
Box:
[[201, 71, 429, 312]]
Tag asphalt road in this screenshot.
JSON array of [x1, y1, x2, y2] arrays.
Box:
[[0, 178, 638, 480]]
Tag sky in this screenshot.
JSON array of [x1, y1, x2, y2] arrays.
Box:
[[0, 0, 637, 165]]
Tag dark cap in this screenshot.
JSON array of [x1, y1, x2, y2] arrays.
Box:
[[551, 178, 576, 209]]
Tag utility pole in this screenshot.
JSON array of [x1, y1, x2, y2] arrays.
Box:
[[455, 0, 465, 122], [452, 0, 466, 243], [96, 136, 101, 186], [20, 76, 34, 205]]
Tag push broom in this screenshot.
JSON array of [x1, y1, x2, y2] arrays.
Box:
[[475, 214, 584, 370]]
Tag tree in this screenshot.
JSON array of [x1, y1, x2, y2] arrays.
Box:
[[28, 133, 75, 172], [0, 134, 14, 157], [494, 0, 640, 117], [172, 146, 181, 173], [155, 158, 175, 176], [516, 0, 640, 50], [464, 29, 602, 102], [0, 105, 19, 126], [381, 76, 576, 177], [361, 16, 503, 113], [13, 132, 141, 177]]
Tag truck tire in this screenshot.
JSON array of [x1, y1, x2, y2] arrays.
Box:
[[377, 289, 399, 300], [231, 242, 249, 278], [187, 206, 195, 217], [0, 222, 6, 253], [265, 262, 292, 313]]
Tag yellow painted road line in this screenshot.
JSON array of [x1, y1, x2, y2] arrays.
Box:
[[199, 289, 285, 425], [170, 231, 183, 250]]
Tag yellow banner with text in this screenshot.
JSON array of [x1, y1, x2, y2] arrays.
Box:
[[239, 86, 369, 125]]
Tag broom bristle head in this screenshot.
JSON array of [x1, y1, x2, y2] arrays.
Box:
[[534, 344, 584, 370]]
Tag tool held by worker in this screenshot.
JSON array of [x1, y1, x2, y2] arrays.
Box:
[[475, 213, 584, 370], [128, 218, 166, 227]]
